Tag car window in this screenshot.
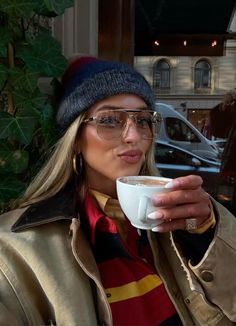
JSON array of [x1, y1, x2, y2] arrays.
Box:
[[155, 143, 194, 165], [155, 143, 213, 167], [165, 117, 200, 143]]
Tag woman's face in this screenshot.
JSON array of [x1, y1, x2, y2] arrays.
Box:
[[79, 94, 152, 197]]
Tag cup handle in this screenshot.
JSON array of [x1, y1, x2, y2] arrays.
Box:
[[138, 195, 150, 223]]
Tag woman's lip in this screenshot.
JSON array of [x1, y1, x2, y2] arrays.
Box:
[[119, 150, 143, 163]]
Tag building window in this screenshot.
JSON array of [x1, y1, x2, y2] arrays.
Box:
[[154, 60, 170, 88], [194, 60, 211, 88]]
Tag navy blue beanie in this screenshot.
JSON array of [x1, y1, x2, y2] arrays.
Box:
[[56, 56, 156, 132]]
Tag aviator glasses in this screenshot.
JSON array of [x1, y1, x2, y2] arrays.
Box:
[[83, 108, 162, 140]]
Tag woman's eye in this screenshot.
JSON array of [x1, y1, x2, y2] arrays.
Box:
[[137, 117, 152, 126], [98, 116, 120, 126]]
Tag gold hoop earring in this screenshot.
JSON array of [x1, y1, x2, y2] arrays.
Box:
[[73, 154, 83, 175]]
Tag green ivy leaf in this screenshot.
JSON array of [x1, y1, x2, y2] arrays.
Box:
[[0, 176, 25, 204], [0, 47, 7, 57], [33, 2, 55, 16], [0, 64, 8, 89], [33, 0, 73, 17], [9, 68, 39, 93], [12, 88, 46, 113], [43, 0, 74, 15], [40, 102, 54, 120], [0, 0, 39, 18], [0, 146, 29, 174], [0, 27, 12, 56], [0, 0, 71, 210], [39, 103, 56, 144], [0, 26, 12, 46], [0, 111, 37, 144], [17, 30, 67, 77]]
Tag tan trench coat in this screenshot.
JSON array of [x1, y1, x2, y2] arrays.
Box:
[[0, 193, 236, 326]]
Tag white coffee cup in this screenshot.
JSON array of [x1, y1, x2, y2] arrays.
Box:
[[116, 175, 172, 230]]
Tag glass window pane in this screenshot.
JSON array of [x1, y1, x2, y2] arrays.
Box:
[[154, 60, 170, 89], [194, 60, 211, 88]]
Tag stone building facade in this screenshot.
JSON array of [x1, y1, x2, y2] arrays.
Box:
[[134, 15, 236, 130], [52, 0, 236, 131]]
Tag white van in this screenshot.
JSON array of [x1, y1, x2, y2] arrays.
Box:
[[155, 102, 220, 161]]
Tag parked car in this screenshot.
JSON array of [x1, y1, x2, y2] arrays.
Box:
[[155, 140, 236, 214], [155, 139, 221, 196], [211, 138, 227, 157], [155, 102, 220, 161]]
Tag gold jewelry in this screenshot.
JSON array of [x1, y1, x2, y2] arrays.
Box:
[[185, 218, 198, 231], [73, 153, 82, 175], [189, 202, 216, 234]]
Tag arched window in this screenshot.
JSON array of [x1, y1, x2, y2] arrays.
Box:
[[194, 60, 211, 88], [154, 60, 170, 88]]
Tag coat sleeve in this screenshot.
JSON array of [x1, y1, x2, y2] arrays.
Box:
[[174, 200, 236, 322], [0, 269, 28, 326], [0, 303, 21, 326]]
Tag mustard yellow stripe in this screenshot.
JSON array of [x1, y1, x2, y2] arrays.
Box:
[[105, 274, 163, 304]]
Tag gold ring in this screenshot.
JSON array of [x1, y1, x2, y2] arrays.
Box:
[[185, 218, 197, 231]]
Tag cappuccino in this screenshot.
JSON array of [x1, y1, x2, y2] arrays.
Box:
[[116, 176, 172, 229], [120, 176, 169, 187]]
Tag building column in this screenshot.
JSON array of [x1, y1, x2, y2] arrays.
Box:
[[53, 0, 98, 58], [98, 0, 134, 65], [53, 0, 134, 64]]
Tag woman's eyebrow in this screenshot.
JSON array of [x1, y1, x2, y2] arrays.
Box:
[[96, 105, 121, 111], [95, 105, 149, 112]]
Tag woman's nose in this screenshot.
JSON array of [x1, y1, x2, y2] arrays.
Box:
[[121, 118, 141, 141]]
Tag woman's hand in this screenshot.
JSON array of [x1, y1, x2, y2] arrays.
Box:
[[148, 175, 211, 232]]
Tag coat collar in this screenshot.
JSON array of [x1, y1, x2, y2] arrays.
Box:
[[11, 182, 77, 232]]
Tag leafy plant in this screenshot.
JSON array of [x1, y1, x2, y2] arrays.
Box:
[[0, 0, 74, 212]]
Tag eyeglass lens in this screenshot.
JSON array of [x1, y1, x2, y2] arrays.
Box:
[[95, 110, 160, 140]]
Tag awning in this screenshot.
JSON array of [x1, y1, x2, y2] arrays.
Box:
[[135, 0, 236, 56]]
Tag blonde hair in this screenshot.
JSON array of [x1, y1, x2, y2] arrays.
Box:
[[19, 112, 86, 207], [19, 112, 159, 207]]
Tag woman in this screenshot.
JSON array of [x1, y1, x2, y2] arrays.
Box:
[[210, 90, 236, 213], [210, 90, 236, 174], [0, 56, 235, 325]]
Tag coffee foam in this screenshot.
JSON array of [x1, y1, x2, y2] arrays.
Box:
[[122, 178, 168, 186]]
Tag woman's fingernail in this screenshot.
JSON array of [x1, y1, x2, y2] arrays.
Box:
[[152, 226, 162, 232], [148, 211, 163, 219], [165, 180, 180, 189]]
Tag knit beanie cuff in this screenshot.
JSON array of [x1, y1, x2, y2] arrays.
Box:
[[56, 58, 155, 132]]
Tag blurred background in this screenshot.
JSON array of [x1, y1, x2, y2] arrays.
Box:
[[53, 0, 236, 213], [1, 0, 236, 214]]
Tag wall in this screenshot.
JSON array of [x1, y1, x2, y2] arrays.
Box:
[[134, 11, 236, 114], [53, 0, 98, 58], [134, 44, 236, 111]]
